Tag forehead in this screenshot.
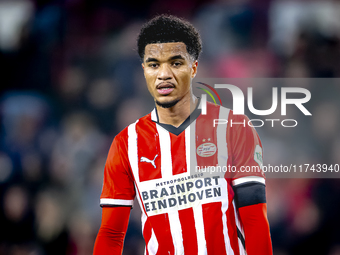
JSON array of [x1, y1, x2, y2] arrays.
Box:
[[144, 42, 189, 59]]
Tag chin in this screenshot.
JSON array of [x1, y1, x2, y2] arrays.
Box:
[[155, 98, 180, 108]]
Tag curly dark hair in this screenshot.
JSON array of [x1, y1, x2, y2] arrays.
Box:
[[137, 14, 202, 61]]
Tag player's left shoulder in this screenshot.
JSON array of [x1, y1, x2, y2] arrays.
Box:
[[204, 101, 232, 118], [227, 107, 250, 123], [207, 102, 251, 121]]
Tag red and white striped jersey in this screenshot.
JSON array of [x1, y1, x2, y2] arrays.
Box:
[[100, 102, 265, 255]]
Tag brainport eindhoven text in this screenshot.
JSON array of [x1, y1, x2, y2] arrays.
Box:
[[141, 175, 222, 213]]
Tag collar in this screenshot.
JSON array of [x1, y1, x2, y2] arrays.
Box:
[[150, 98, 201, 136]]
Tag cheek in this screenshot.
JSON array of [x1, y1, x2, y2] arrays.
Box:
[[178, 70, 192, 87], [144, 71, 156, 83]]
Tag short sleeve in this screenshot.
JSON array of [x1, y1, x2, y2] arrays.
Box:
[[100, 134, 136, 207], [227, 111, 266, 187]]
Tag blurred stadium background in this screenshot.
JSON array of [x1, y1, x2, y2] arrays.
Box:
[[0, 0, 340, 254]]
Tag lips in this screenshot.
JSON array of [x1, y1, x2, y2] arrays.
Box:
[[156, 82, 175, 95]]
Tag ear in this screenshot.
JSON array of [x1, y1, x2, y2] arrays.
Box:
[[191, 60, 198, 78]]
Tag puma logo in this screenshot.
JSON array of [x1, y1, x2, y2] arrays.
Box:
[[140, 154, 158, 168]]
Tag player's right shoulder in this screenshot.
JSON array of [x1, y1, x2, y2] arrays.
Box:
[[113, 111, 153, 142]]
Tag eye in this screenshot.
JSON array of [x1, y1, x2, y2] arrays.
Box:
[[173, 61, 183, 67], [148, 63, 159, 68]]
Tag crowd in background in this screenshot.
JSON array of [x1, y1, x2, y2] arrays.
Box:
[[0, 0, 340, 254]]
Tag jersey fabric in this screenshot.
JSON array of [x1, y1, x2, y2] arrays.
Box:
[[100, 102, 266, 255]]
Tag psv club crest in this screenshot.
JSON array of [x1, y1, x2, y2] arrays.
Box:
[[197, 143, 217, 157]]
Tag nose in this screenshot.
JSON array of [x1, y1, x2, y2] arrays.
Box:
[[157, 64, 172, 81]]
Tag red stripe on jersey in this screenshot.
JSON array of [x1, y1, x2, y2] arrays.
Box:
[[170, 132, 187, 175], [226, 181, 240, 255], [195, 103, 220, 168], [178, 208, 198, 254], [143, 219, 152, 255], [202, 202, 227, 254], [226, 202, 240, 255], [136, 119, 162, 182], [226, 110, 265, 180], [149, 214, 175, 255]]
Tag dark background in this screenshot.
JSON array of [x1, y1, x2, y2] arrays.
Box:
[[1, 0, 340, 254]]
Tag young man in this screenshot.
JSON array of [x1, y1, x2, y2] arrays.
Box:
[[93, 15, 272, 255]]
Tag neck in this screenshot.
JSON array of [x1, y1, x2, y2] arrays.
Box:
[[156, 93, 198, 127]]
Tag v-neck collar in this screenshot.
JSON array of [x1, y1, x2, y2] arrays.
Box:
[[150, 98, 201, 136]]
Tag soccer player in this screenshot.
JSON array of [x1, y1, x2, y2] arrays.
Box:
[[93, 14, 272, 255]]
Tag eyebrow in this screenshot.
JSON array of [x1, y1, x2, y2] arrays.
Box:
[[145, 57, 158, 63], [145, 55, 186, 63], [169, 55, 185, 61]]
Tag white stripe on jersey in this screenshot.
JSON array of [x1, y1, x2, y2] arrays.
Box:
[[220, 178, 234, 255], [193, 205, 207, 255], [156, 124, 173, 179], [100, 198, 134, 206], [147, 229, 159, 255], [157, 125, 185, 254], [141, 207, 147, 234], [192, 120, 207, 254], [151, 109, 157, 122], [138, 183, 148, 245], [168, 211, 184, 254], [128, 121, 140, 182], [185, 120, 197, 175], [128, 122, 150, 217], [232, 176, 265, 186], [217, 107, 230, 168]]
